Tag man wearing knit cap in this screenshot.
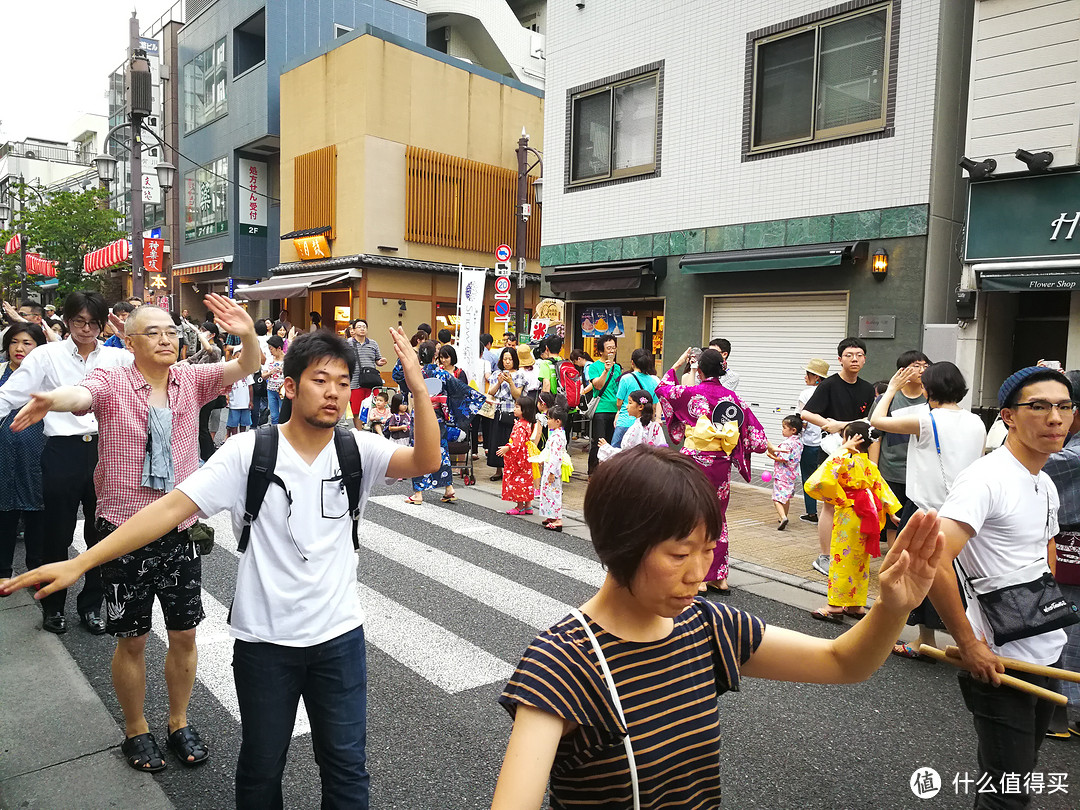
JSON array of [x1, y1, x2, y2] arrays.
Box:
[[928, 366, 1077, 809]]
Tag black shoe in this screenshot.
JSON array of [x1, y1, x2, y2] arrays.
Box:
[[42, 612, 67, 634], [80, 610, 106, 635], [799, 514, 818, 523], [490, 473, 502, 481]]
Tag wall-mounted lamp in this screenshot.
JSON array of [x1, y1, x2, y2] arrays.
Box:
[[575, 1, 585, 7], [871, 248, 888, 280], [1015, 148, 1054, 172], [959, 156, 997, 180], [397, 299, 407, 311]]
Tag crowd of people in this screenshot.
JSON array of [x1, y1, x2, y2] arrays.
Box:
[[0, 293, 1076, 809]]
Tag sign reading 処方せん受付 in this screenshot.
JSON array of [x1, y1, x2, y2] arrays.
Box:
[[238, 158, 268, 237], [965, 171, 1080, 262]]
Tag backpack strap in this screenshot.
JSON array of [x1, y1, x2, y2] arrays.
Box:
[[333, 425, 365, 550], [239, 424, 287, 552]]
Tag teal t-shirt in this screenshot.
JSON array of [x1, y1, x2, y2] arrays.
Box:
[[614, 373, 661, 427], [585, 360, 623, 413]]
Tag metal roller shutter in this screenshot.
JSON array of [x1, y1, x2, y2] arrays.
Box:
[[707, 293, 849, 418]]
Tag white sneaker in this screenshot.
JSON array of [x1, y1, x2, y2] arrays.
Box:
[[812, 554, 830, 576]]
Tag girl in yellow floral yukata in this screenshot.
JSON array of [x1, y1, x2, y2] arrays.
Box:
[[805, 421, 901, 622]]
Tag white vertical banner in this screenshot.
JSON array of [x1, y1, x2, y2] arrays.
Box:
[[457, 267, 487, 386]]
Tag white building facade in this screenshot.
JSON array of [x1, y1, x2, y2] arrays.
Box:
[[540, 0, 975, 415]]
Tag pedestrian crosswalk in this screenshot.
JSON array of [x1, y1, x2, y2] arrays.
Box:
[[72, 495, 605, 737]]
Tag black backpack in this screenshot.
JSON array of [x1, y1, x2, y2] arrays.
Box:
[[238, 424, 364, 553]]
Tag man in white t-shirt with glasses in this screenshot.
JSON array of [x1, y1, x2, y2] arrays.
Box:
[[929, 366, 1077, 809]]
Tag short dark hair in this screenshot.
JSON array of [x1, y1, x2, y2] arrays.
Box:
[[584, 445, 723, 588], [896, 350, 930, 369], [517, 395, 537, 423], [837, 337, 867, 356], [698, 348, 725, 379], [497, 346, 519, 370], [417, 322, 432, 335], [437, 344, 457, 365], [417, 340, 437, 365], [480, 332, 494, 349], [544, 335, 563, 356], [63, 291, 108, 330], [548, 405, 568, 425], [709, 338, 731, 355], [922, 362, 968, 404], [282, 330, 355, 385], [2, 321, 47, 354], [437, 328, 452, 344], [18, 300, 43, 316], [630, 348, 656, 375], [273, 321, 288, 335], [353, 318, 368, 328], [374, 389, 389, 402], [1004, 370, 1074, 409], [111, 300, 135, 316], [254, 319, 268, 336], [569, 349, 592, 364], [267, 335, 285, 350], [595, 334, 616, 353], [843, 420, 874, 451], [873, 380, 889, 396], [309, 311, 320, 319]]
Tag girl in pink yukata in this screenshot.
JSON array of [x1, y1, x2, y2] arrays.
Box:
[[767, 414, 804, 531]]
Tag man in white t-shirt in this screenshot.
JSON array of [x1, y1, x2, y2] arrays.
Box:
[[929, 367, 1075, 808], [3, 328, 441, 810]]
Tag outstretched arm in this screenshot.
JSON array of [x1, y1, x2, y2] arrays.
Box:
[[0, 490, 200, 597], [741, 509, 944, 684], [10, 386, 93, 432], [208, 294, 260, 386]]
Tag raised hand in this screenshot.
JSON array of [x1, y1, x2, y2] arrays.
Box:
[[875, 509, 944, 616], [2, 301, 24, 322], [204, 294, 254, 337], [107, 312, 127, 341], [11, 392, 55, 432], [0, 560, 83, 598]]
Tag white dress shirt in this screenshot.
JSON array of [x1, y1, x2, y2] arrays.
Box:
[[0, 338, 133, 436]]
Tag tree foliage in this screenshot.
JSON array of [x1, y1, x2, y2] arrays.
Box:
[[0, 181, 125, 301]]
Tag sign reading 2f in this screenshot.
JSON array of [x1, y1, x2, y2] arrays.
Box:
[[1050, 212, 1080, 242]]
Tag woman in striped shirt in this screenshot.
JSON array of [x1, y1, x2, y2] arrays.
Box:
[[494, 445, 945, 809]]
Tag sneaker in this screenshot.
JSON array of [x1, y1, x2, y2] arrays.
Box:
[[799, 514, 818, 524], [812, 554, 830, 576]]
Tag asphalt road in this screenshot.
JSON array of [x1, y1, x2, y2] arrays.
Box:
[[56, 481, 1077, 810]]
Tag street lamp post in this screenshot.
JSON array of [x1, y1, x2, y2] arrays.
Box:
[[1, 174, 46, 302], [515, 129, 543, 341]]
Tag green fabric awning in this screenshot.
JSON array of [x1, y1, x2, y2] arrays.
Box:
[[680, 241, 867, 275], [978, 272, 1080, 292]]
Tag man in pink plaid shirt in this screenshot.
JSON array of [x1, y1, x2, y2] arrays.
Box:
[[9, 294, 260, 774]]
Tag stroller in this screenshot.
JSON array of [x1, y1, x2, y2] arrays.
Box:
[[422, 377, 476, 486]]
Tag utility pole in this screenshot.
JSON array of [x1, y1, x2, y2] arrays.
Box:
[[129, 11, 147, 299], [514, 130, 530, 341]]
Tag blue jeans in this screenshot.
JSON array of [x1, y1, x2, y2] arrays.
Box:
[[610, 424, 629, 448], [250, 388, 267, 427], [232, 625, 369, 810], [268, 390, 282, 424]]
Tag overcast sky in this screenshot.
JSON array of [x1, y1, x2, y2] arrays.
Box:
[[0, 1, 177, 144]]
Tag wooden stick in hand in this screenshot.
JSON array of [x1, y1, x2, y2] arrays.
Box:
[[918, 646, 1067, 705], [943, 645, 1080, 684]]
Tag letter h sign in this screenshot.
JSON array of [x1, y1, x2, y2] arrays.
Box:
[[1050, 212, 1080, 241]]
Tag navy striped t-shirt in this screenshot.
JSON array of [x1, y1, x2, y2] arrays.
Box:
[[500, 598, 765, 809]]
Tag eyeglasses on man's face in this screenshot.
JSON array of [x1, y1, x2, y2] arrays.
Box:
[[68, 317, 100, 331], [1013, 400, 1077, 415], [129, 328, 180, 342]]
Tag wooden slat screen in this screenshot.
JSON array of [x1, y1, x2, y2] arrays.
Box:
[[406, 146, 540, 260], [294, 145, 337, 240]]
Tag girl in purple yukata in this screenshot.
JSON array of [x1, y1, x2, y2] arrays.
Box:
[[657, 347, 768, 593], [767, 414, 804, 531]]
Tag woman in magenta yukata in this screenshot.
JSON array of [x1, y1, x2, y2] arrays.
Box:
[[657, 347, 768, 593]]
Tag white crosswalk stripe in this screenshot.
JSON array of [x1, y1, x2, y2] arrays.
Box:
[[370, 495, 605, 587]]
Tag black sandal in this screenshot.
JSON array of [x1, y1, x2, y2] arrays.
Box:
[[166, 724, 209, 766], [121, 732, 167, 773]]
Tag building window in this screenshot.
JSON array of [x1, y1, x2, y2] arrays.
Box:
[[334, 23, 353, 38], [568, 66, 661, 186], [184, 157, 229, 241], [234, 9, 266, 76], [750, 2, 892, 153], [183, 37, 228, 133]]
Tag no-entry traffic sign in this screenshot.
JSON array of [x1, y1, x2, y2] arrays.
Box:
[[495, 244, 512, 262]]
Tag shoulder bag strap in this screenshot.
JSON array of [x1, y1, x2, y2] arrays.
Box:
[[569, 609, 640, 810], [928, 410, 949, 496], [333, 425, 365, 550], [240, 424, 282, 552]]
